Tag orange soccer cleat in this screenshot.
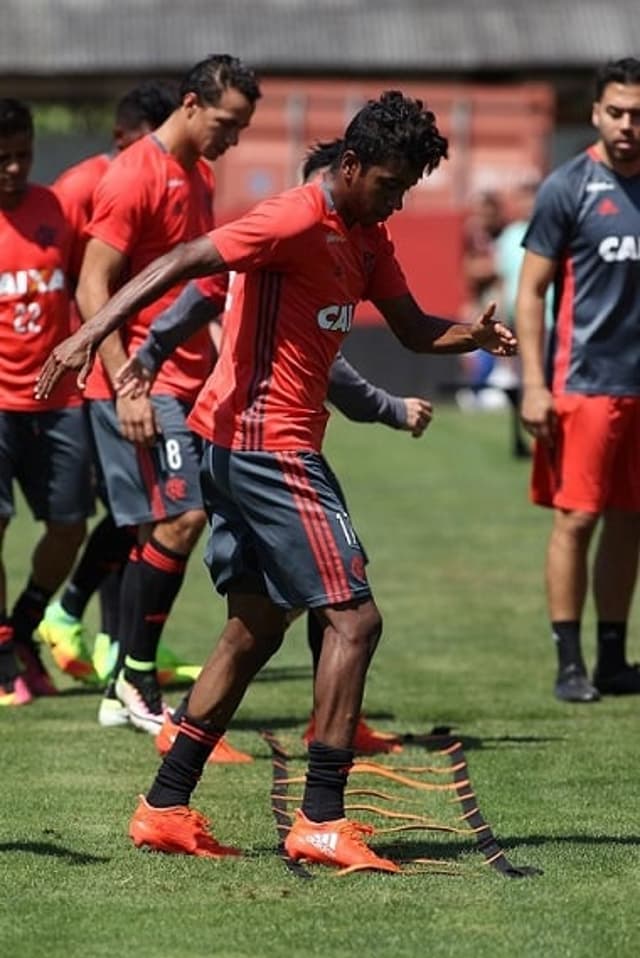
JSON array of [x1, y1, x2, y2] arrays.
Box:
[[284, 809, 399, 873], [302, 714, 403, 755], [155, 711, 253, 764], [128, 795, 241, 858]]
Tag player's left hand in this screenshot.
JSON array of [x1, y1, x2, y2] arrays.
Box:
[[35, 330, 96, 399], [470, 302, 517, 356], [114, 354, 155, 399], [402, 397, 433, 438]]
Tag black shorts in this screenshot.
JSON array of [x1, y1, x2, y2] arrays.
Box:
[[89, 396, 204, 527], [200, 444, 372, 610], [0, 407, 93, 522]]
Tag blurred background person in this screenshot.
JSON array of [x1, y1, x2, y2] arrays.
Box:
[[456, 190, 506, 411], [493, 178, 553, 458], [0, 98, 92, 705]]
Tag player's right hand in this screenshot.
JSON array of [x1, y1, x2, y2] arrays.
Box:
[[402, 397, 433, 438], [34, 330, 96, 400], [114, 355, 155, 400], [520, 384, 556, 446], [116, 394, 158, 445]]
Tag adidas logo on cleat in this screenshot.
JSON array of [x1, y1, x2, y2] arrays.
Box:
[[305, 831, 339, 855]]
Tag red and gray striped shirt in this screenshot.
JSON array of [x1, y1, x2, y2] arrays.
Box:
[[188, 180, 408, 451]]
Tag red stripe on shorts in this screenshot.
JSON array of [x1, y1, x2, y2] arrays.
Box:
[[136, 446, 167, 521], [277, 452, 352, 603]]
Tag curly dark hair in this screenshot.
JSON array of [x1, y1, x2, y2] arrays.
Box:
[[179, 54, 261, 108], [115, 81, 179, 131], [0, 98, 33, 139], [595, 58, 640, 100], [342, 90, 448, 177], [302, 137, 343, 181]]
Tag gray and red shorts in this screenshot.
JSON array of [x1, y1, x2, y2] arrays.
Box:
[[0, 406, 93, 522], [200, 443, 372, 610], [88, 395, 204, 527]]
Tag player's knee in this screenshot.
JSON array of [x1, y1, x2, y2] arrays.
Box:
[[224, 620, 284, 661], [334, 605, 382, 657], [157, 509, 207, 553], [556, 509, 599, 540]]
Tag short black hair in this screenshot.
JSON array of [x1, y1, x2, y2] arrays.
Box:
[[179, 54, 261, 107], [595, 58, 640, 100], [342, 90, 448, 177], [115, 81, 179, 131], [302, 138, 343, 182], [0, 98, 33, 139]]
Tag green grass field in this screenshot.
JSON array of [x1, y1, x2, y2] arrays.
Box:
[[2, 406, 639, 958]]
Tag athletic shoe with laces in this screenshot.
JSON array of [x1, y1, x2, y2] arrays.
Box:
[[14, 636, 57, 696], [284, 809, 399, 873], [128, 795, 241, 858], [98, 680, 130, 728], [155, 711, 253, 764], [115, 669, 165, 735], [593, 663, 640, 695], [554, 664, 600, 703], [37, 602, 100, 686], [302, 714, 403, 755], [0, 674, 33, 707]]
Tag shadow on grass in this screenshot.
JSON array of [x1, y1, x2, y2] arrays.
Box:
[[375, 832, 640, 861], [0, 840, 110, 864], [401, 731, 566, 752]]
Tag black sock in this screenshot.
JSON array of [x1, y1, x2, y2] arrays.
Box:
[[306, 614, 323, 676], [147, 715, 223, 807], [596, 621, 627, 675], [171, 695, 189, 724], [114, 543, 143, 676], [301, 740, 354, 823], [61, 516, 131, 620], [98, 568, 123, 637], [127, 537, 187, 664], [11, 578, 53, 645], [552, 621, 584, 672]]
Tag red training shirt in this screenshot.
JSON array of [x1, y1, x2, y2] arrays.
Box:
[[187, 180, 409, 451], [53, 152, 111, 281], [83, 135, 217, 404], [0, 184, 78, 412]]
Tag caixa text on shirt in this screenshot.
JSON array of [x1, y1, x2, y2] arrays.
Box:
[[0, 268, 66, 296], [316, 303, 356, 332], [598, 236, 640, 262]]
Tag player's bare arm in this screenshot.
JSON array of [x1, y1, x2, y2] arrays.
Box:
[[375, 292, 517, 355], [76, 238, 130, 381], [75, 237, 156, 444], [515, 249, 557, 446], [35, 235, 223, 400]]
